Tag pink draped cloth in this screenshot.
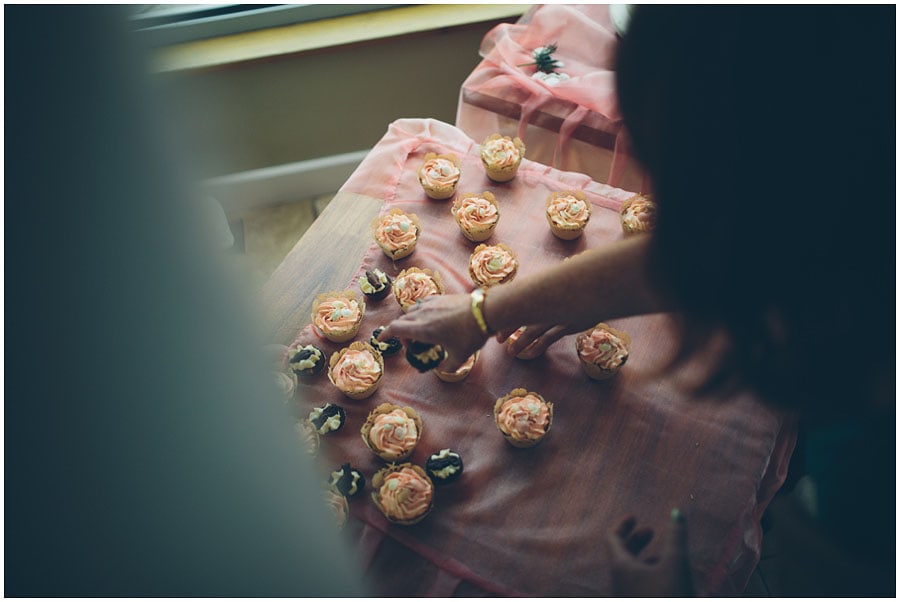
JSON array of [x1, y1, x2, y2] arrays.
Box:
[[285, 119, 795, 596], [456, 4, 646, 191]]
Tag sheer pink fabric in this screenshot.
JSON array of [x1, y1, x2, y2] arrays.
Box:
[[287, 119, 795, 596], [456, 5, 646, 190]]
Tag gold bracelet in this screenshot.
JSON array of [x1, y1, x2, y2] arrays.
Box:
[[470, 287, 494, 335]]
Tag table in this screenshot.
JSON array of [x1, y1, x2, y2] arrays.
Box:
[[261, 118, 796, 596]]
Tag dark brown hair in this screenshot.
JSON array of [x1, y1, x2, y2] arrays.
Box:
[[615, 6, 894, 420]]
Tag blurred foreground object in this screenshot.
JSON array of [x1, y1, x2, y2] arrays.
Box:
[[5, 6, 363, 596]]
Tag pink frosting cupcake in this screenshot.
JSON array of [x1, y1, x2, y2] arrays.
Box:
[[620, 194, 658, 235], [493, 389, 553, 448], [360, 403, 423, 462], [480, 134, 526, 182], [371, 463, 434, 526], [328, 342, 385, 400], [575, 323, 631, 380], [546, 190, 592, 240], [310, 290, 365, 343], [373, 208, 422, 260], [392, 267, 444, 312], [323, 489, 349, 530], [468, 243, 518, 287], [418, 152, 461, 200], [451, 191, 500, 242]]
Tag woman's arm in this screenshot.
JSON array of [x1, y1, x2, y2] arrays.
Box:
[[379, 235, 669, 371]]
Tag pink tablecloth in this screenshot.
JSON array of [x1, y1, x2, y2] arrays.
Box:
[[287, 118, 795, 596], [456, 4, 646, 191]]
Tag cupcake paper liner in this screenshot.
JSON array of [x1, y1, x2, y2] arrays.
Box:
[[328, 341, 385, 400]]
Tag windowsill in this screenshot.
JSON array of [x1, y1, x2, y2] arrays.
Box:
[[151, 4, 529, 73]]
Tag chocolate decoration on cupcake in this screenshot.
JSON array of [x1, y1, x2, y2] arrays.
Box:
[[405, 340, 447, 372], [369, 326, 402, 357], [425, 449, 464, 484], [328, 463, 366, 498], [308, 403, 346, 435], [288, 344, 325, 379], [360, 268, 392, 301]]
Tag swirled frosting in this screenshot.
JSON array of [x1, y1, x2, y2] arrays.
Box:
[[330, 349, 381, 393], [419, 157, 460, 189], [481, 137, 520, 168], [497, 394, 551, 442], [314, 298, 361, 333], [470, 245, 517, 286], [579, 328, 629, 370], [376, 213, 418, 252], [547, 194, 590, 228], [622, 197, 658, 232], [454, 196, 499, 230], [377, 467, 433, 522], [394, 272, 440, 309], [274, 371, 295, 400], [369, 409, 419, 459], [295, 421, 319, 456], [323, 490, 349, 529]]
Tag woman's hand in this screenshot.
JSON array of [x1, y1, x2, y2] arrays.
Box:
[[378, 294, 489, 373], [606, 510, 694, 597], [495, 323, 584, 358]]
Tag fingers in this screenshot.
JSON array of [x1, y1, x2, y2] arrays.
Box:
[[378, 317, 426, 344], [517, 324, 570, 358], [614, 515, 637, 540], [504, 324, 572, 358], [506, 324, 550, 357], [608, 515, 655, 558], [495, 327, 517, 343], [607, 515, 637, 564], [625, 527, 655, 556]]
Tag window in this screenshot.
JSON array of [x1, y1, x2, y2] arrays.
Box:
[[131, 4, 405, 47]]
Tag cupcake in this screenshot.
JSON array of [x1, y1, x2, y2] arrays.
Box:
[[507, 327, 544, 360], [311, 291, 365, 343], [494, 388, 553, 448], [480, 134, 526, 182], [546, 190, 592, 240], [273, 371, 296, 401], [323, 489, 350, 530], [575, 323, 631, 380], [368, 326, 402, 358], [425, 449, 464, 484], [373, 209, 421, 260], [361, 403, 423, 462], [392, 267, 444, 312], [371, 463, 434, 525], [620, 194, 658, 235], [328, 463, 366, 499], [308, 403, 346, 435], [359, 268, 392, 301], [418, 152, 461, 200], [405, 340, 447, 372], [295, 420, 320, 456], [451, 191, 500, 242], [434, 351, 478, 382], [328, 342, 384, 400], [468, 243, 518, 287], [286, 342, 326, 379]]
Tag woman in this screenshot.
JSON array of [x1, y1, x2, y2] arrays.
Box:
[[380, 6, 894, 596]]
